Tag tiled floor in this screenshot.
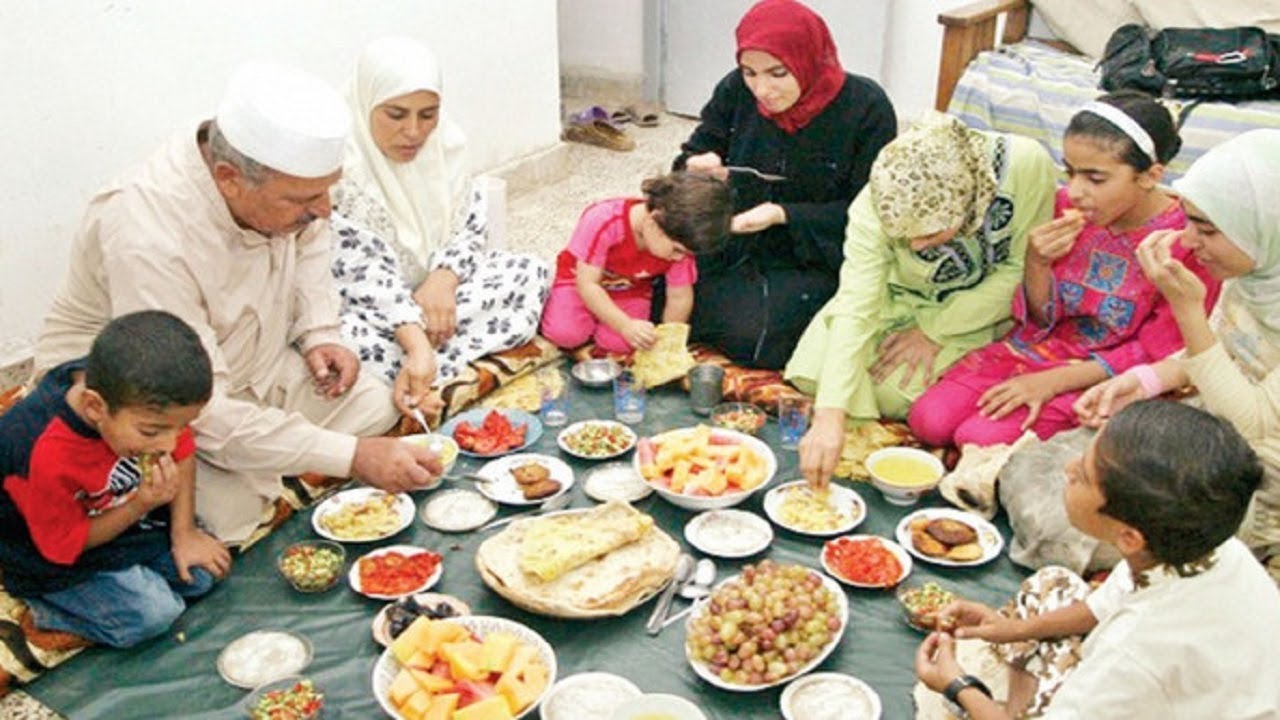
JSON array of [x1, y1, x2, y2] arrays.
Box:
[[505, 105, 697, 262], [0, 108, 699, 720]]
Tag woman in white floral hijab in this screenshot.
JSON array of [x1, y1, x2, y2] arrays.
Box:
[[329, 37, 550, 406], [1077, 129, 1280, 583]]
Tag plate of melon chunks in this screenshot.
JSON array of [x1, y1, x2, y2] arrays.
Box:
[[374, 615, 557, 720]]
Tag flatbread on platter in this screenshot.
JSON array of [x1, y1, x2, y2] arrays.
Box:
[[476, 502, 679, 618]]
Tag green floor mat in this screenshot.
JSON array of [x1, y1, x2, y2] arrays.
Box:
[[26, 382, 1030, 719]]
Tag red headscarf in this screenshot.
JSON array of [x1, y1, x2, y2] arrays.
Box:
[[735, 0, 846, 134]]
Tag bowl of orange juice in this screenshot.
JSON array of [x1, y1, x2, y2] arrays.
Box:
[[866, 447, 944, 506]]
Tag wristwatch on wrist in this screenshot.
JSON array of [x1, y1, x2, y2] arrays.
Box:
[[943, 674, 993, 717]]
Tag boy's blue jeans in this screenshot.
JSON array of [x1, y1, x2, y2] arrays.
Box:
[[25, 552, 216, 648]]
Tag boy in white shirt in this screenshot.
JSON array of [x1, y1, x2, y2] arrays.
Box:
[[916, 400, 1280, 719]]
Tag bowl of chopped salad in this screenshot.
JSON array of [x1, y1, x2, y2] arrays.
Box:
[[244, 675, 324, 719], [897, 581, 959, 632], [557, 420, 638, 460], [710, 402, 766, 435], [277, 540, 345, 593]]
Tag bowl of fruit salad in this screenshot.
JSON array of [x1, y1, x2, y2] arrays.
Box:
[[277, 540, 345, 593]]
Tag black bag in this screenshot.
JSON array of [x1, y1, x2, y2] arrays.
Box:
[[1100, 24, 1280, 99]]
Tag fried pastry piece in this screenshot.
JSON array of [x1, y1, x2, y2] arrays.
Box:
[[946, 543, 984, 562], [912, 529, 950, 557], [925, 518, 978, 546], [521, 479, 562, 500], [512, 462, 551, 485]]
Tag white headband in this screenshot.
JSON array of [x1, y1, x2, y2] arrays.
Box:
[[1080, 101, 1156, 162]]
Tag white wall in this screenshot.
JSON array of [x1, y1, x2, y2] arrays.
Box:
[[0, 0, 562, 367], [556, 0, 975, 123], [881, 0, 974, 123], [558, 0, 646, 75]]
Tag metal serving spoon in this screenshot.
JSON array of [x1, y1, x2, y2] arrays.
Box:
[[724, 165, 787, 182]]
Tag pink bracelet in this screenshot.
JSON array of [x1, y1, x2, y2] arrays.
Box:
[[1126, 364, 1164, 399]]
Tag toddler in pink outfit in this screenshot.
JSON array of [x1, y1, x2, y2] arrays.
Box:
[[541, 172, 732, 353]]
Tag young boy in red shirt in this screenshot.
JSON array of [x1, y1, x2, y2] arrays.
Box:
[[0, 310, 230, 647]]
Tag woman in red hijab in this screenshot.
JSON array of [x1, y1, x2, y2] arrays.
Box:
[[670, 0, 897, 369]]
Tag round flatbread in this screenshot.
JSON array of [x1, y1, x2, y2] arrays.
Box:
[[475, 502, 679, 618]]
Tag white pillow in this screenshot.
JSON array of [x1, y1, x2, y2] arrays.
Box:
[[1032, 0, 1145, 59], [1133, 0, 1280, 34]]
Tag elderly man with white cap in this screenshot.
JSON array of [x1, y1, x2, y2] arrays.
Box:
[[35, 61, 442, 545]]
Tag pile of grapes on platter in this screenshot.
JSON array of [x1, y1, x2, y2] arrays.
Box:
[[685, 560, 843, 687]]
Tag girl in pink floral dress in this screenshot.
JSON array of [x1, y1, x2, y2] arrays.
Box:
[[909, 92, 1221, 446]]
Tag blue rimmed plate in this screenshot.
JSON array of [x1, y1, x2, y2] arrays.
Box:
[[440, 408, 543, 458]]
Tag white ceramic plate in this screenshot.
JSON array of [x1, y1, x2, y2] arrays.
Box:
[[781, 672, 882, 720], [894, 508, 1004, 567], [440, 408, 543, 458], [371, 593, 471, 647], [348, 544, 443, 600], [684, 570, 848, 692], [819, 535, 913, 589], [684, 509, 774, 559], [542, 672, 642, 720], [311, 487, 415, 543], [474, 453, 575, 506], [763, 481, 866, 537], [582, 462, 653, 503], [372, 615, 557, 720], [557, 420, 638, 460], [217, 629, 313, 689]]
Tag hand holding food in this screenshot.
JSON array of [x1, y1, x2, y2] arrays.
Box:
[[1027, 209, 1084, 266]]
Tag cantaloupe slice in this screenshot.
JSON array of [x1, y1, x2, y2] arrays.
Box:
[[481, 632, 518, 674], [408, 665, 455, 693], [399, 688, 433, 720], [440, 639, 487, 681], [422, 692, 460, 720], [389, 668, 421, 707], [421, 619, 471, 657], [451, 695, 515, 720], [392, 616, 436, 664]]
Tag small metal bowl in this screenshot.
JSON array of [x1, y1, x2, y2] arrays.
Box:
[[572, 358, 622, 388]]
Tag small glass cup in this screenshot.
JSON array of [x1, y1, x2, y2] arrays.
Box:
[[688, 364, 725, 415], [777, 396, 812, 450], [538, 367, 569, 427], [613, 369, 647, 424]]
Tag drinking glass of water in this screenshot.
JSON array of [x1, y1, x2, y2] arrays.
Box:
[[777, 396, 812, 450], [613, 369, 646, 424], [539, 367, 569, 427]]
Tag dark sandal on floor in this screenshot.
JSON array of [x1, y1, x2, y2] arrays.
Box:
[[624, 102, 662, 127]]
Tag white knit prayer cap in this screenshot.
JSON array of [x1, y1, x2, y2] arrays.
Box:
[[216, 60, 350, 178]]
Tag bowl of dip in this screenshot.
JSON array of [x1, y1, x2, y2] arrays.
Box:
[[781, 672, 881, 720], [609, 693, 708, 720], [419, 489, 497, 532], [865, 447, 944, 506]]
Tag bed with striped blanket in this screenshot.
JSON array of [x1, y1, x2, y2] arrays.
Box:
[[949, 40, 1280, 182]]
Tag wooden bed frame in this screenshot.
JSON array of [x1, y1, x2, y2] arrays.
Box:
[[935, 0, 1032, 111]]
